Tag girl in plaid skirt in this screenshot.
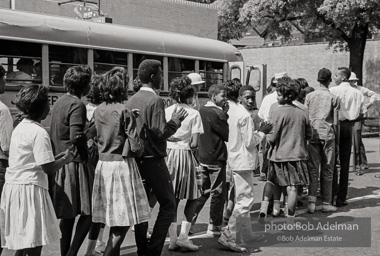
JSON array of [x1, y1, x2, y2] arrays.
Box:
[[92, 67, 150, 255]]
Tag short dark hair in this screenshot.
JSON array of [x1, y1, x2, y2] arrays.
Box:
[[101, 67, 129, 103], [138, 59, 161, 84], [64, 65, 92, 96], [224, 80, 242, 101], [239, 85, 255, 96], [296, 78, 309, 89], [15, 84, 49, 121], [338, 67, 351, 80], [208, 84, 227, 99], [277, 79, 298, 102], [169, 77, 194, 103], [86, 74, 104, 105]]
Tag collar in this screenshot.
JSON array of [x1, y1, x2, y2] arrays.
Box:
[[318, 86, 329, 91], [204, 101, 222, 110], [339, 81, 351, 87], [22, 118, 43, 128], [140, 87, 157, 95]]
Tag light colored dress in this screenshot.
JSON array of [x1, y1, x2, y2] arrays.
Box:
[[0, 119, 60, 250], [165, 103, 204, 200]]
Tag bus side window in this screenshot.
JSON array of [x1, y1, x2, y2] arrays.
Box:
[[199, 61, 224, 92], [0, 39, 42, 85], [49, 46, 88, 86], [94, 50, 127, 75], [168, 57, 195, 88]]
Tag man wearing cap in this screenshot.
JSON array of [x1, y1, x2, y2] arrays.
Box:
[[305, 68, 339, 213], [330, 67, 366, 207], [349, 72, 378, 174], [187, 73, 205, 110]]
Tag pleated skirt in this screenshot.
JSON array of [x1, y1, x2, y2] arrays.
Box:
[[92, 158, 150, 227], [267, 160, 309, 186], [0, 184, 61, 250], [166, 148, 200, 200], [49, 161, 93, 219]]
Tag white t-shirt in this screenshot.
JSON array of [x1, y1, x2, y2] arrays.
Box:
[[165, 103, 204, 150], [6, 119, 54, 190], [258, 91, 278, 121]]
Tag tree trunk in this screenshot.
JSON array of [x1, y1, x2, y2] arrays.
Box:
[[347, 23, 368, 86]]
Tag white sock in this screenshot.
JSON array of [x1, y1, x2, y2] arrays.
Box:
[[86, 239, 97, 254], [168, 222, 178, 245], [273, 200, 281, 215], [260, 201, 269, 215], [97, 227, 105, 244]]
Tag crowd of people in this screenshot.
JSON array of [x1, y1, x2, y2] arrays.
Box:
[[0, 60, 377, 256]]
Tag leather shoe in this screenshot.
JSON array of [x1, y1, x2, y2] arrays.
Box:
[[336, 200, 348, 207]]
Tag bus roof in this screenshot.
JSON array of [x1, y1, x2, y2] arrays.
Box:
[[0, 8, 242, 62]]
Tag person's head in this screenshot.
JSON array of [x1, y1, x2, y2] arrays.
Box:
[[0, 65, 6, 94], [33, 61, 42, 77], [296, 78, 309, 89], [187, 72, 205, 93], [169, 77, 194, 105], [276, 79, 297, 105], [224, 79, 242, 102], [317, 68, 332, 87], [86, 74, 104, 105], [348, 72, 359, 87], [239, 85, 256, 111], [334, 67, 351, 85], [208, 84, 227, 108], [15, 84, 49, 121], [138, 59, 162, 90], [64, 65, 92, 97], [101, 67, 129, 103], [16, 58, 34, 75]]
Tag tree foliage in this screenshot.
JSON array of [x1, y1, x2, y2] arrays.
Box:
[[215, 0, 380, 83]]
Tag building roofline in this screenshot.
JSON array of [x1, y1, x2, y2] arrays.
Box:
[[162, 0, 217, 9]]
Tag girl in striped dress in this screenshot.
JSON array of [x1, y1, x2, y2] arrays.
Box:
[[165, 77, 203, 251], [92, 67, 150, 256]]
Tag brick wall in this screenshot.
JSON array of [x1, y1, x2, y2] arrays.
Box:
[[240, 40, 380, 118], [2, 0, 218, 39]]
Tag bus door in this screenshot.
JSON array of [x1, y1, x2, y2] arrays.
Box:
[[229, 61, 244, 83], [246, 64, 267, 108]]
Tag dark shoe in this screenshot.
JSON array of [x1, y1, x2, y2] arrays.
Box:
[[356, 170, 364, 176], [336, 200, 348, 207], [218, 232, 247, 253]]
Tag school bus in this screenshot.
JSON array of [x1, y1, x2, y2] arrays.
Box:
[[0, 8, 263, 127]]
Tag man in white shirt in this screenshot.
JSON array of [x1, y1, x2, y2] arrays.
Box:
[[330, 67, 366, 207], [218, 81, 272, 253], [349, 72, 379, 174]]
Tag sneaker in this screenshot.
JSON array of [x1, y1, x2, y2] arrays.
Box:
[[258, 173, 267, 181], [322, 204, 337, 213], [361, 164, 369, 170], [85, 252, 103, 256], [218, 231, 247, 253], [95, 241, 106, 253], [206, 224, 221, 237], [356, 169, 364, 176]]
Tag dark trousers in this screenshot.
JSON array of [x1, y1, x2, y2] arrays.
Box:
[[308, 139, 335, 204], [353, 121, 368, 168], [134, 157, 176, 256], [336, 121, 354, 202], [193, 164, 226, 226]]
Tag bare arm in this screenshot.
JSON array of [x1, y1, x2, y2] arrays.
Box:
[[41, 149, 74, 175]]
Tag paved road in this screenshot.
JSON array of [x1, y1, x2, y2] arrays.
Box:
[[2, 138, 379, 256]]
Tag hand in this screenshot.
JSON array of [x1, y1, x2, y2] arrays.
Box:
[[54, 152, 65, 160], [132, 109, 140, 118], [63, 148, 75, 162], [171, 107, 188, 123], [259, 122, 273, 135], [222, 101, 229, 114], [167, 136, 182, 142]]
